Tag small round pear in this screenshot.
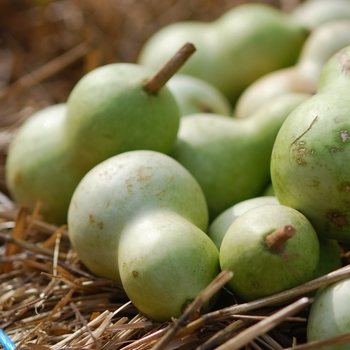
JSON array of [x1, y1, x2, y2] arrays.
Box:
[[220, 204, 320, 301]]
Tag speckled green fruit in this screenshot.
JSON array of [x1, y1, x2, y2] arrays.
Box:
[[271, 45, 350, 242], [307, 278, 350, 349], [68, 150, 220, 321], [219, 204, 320, 301]]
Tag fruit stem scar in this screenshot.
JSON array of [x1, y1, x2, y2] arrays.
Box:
[[143, 42, 196, 94], [266, 225, 296, 252]]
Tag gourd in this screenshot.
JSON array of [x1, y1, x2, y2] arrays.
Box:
[[234, 20, 350, 118], [167, 74, 232, 117], [208, 196, 279, 249], [5, 44, 193, 224], [270, 45, 350, 242], [291, 0, 350, 30], [219, 204, 320, 301], [170, 92, 311, 221], [138, 3, 308, 103], [67, 150, 220, 322], [307, 278, 350, 349]]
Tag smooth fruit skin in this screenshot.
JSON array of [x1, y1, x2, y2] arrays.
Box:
[[138, 3, 308, 103], [171, 92, 311, 221], [68, 150, 219, 321], [219, 204, 320, 301], [166, 74, 232, 117], [271, 46, 350, 242], [208, 196, 279, 249], [5, 63, 181, 224], [119, 211, 219, 322], [234, 20, 350, 119], [65, 63, 180, 173], [307, 278, 350, 349], [5, 104, 82, 224]]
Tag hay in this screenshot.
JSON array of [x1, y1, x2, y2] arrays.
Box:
[[1, 202, 350, 349], [1, 1, 350, 349]]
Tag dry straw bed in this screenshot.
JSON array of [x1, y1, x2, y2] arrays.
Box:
[[1, 201, 350, 349], [1, 0, 350, 349]]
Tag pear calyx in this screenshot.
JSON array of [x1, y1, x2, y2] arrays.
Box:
[[143, 42, 196, 94], [266, 224, 296, 253]]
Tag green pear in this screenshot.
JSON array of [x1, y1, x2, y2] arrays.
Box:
[[64, 62, 181, 174], [291, 0, 350, 30], [307, 278, 350, 349], [170, 92, 311, 221], [166, 74, 232, 117], [234, 20, 350, 118], [68, 150, 220, 322], [219, 204, 320, 301], [270, 45, 350, 242], [5, 44, 195, 224], [208, 196, 279, 250], [5, 104, 82, 224], [138, 3, 308, 103]]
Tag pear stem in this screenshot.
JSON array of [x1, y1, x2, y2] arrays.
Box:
[[266, 225, 296, 253], [143, 42, 196, 94]]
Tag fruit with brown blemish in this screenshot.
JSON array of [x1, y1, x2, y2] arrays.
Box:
[[67, 150, 220, 321], [271, 45, 350, 242], [219, 204, 320, 301]]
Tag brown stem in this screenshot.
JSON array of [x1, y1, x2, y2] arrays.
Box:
[[266, 225, 296, 253], [143, 42, 196, 94]]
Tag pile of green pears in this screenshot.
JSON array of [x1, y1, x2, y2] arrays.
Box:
[[5, 1, 350, 336]]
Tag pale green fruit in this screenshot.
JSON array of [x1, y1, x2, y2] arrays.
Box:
[[234, 20, 350, 119], [307, 278, 350, 349], [271, 46, 350, 242], [119, 211, 219, 322], [138, 3, 308, 103], [171, 92, 311, 221], [68, 150, 219, 321], [65, 63, 180, 173], [219, 204, 320, 301], [5, 104, 82, 224], [291, 0, 350, 30], [208, 196, 279, 250], [5, 63, 181, 224], [167, 74, 232, 117]]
